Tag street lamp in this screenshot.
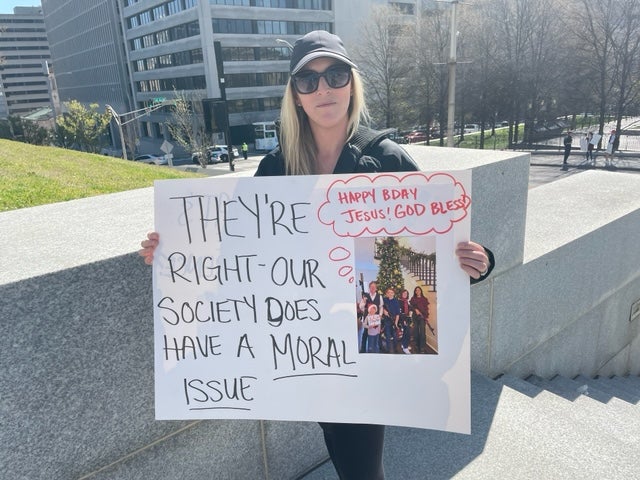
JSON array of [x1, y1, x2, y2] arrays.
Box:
[[445, 0, 459, 148], [213, 41, 235, 171], [275, 38, 294, 51], [106, 104, 127, 160]]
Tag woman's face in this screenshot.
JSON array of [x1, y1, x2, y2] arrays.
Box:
[[414, 287, 422, 297], [294, 57, 352, 132]]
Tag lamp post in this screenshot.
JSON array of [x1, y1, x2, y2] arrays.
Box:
[[446, 0, 459, 148], [106, 104, 127, 160]]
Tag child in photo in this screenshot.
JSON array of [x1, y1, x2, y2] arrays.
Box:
[[363, 304, 381, 353]]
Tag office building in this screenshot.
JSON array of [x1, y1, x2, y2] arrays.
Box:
[[41, 0, 423, 153], [0, 7, 53, 119], [120, 0, 336, 150], [41, 0, 133, 114]]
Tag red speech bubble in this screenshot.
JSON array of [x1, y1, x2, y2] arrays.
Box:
[[317, 172, 469, 237]]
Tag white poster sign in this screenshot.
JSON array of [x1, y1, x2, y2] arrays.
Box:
[[153, 170, 472, 433]]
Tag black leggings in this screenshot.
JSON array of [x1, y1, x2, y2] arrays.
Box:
[[319, 422, 385, 480]]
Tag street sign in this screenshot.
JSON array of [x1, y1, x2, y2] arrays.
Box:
[[160, 140, 173, 154]]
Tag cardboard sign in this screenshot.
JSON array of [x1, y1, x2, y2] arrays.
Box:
[[153, 171, 472, 433]]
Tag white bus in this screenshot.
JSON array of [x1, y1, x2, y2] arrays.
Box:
[[253, 121, 278, 151]]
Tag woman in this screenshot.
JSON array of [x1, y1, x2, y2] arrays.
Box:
[[409, 286, 430, 354], [140, 30, 493, 480], [398, 289, 412, 354]]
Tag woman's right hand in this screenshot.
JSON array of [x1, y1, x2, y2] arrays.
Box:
[[138, 231, 159, 265]]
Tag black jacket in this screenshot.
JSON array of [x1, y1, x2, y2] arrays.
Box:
[[254, 138, 418, 177]]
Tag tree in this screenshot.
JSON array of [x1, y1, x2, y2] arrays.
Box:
[[56, 100, 110, 153], [165, 90, 209, 168], [21, 119, 50, 145], [568, 0, 640, 137], [608, 0, 640, 132], [375, 237, 404, 293], [353, 5, 414, 128], [414, 4, 451, 144]]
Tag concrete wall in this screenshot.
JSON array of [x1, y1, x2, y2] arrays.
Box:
[[2, 148, 639, 478]]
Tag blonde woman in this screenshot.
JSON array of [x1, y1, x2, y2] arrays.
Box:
[[140, 30, 494, 480]]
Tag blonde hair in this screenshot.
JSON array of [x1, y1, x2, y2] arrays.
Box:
[[279, 67, 369, 175]]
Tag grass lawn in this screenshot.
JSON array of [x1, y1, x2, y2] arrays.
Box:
[[0, 139, 205, 212]]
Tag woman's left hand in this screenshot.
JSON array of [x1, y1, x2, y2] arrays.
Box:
[[456, 241, 490, 280]]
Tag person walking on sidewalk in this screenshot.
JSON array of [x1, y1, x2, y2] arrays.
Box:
[[241, 142, 248, 160], [562, 131, 573, 169], [585, 132, 595, 164], [604, 129, 618, 168]]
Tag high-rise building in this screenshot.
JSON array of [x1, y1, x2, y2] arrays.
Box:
[[0, 7, 54, 119], [120, 0, 334, 151], [41, 0, 133, 114]]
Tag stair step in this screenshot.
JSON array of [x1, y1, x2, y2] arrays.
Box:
[[608, 376, 640, 403], [556, 375, 637, 413], [622, 374, 640, 388], [301, 372, 640, 479], [591, 377, 640, 404], [495, 373, 544, 398]]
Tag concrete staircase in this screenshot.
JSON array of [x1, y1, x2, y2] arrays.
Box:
[[301, 372, 640, 479]]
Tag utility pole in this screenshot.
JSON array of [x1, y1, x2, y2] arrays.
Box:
[[214, 41, 234, 171], [446, 0, 459, 148]]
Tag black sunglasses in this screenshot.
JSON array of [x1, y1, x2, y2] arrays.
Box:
[[292, 65, 352, 94]]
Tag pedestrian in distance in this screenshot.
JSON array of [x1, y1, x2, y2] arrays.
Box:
[[585, 132, 595, 164], [241, 141, 248, 160], [139, 30, 495, 480], [562, 130, 573, 169], [604, 129, 618, 168]]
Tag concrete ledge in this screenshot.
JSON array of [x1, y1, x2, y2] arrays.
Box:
[[404, 146, 531, 373], [489, 171, 640, 376]]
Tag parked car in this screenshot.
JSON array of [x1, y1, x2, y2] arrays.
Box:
[[404, 130, 428, 143], [191, 145, 240, 164], [192, 148, 222, 165], [133, 154, 168, 165], [463, 124, 480, 134], [209, 145, 239, 162]]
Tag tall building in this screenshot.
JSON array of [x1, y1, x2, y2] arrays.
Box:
[[120, 0, 334, 151], [41, 0, 133, 114], [0, 7, 53, 118]]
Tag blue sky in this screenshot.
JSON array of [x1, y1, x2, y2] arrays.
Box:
[[0, 1, 40, 14]]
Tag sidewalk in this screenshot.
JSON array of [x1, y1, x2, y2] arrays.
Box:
[[527, 150, 640, 172], [170, 155, 264, 177]]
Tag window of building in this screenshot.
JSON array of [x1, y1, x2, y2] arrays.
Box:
[[210, 0, 250, 5], [139, 11, 152, 25], [155, 30, 170, 45], [226, 71, 288, 88], [167, 0, 181, 15], [152, 5, 167, 20], [389, 2, 415, 14], [212, 18, 330, 35], [129, 21, 199, 51]]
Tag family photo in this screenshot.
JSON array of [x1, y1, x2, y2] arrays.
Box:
[[355, 236, 438, 355]]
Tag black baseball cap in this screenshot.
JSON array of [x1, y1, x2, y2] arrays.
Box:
[[290, 30, 358, 75]]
